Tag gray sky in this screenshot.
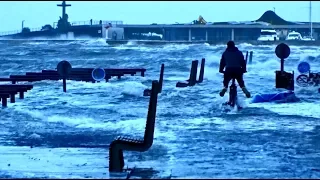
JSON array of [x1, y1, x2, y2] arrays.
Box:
[[0, 1, 319, 32]]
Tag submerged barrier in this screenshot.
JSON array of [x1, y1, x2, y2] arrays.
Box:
[[109, 80, 160, 172], [176, 58, 205, 88], [0, 60, 147, 107], [0, 60, 147, 93], [0, 85, 33, 107]]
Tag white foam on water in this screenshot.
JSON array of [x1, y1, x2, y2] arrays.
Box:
[[249, 102, 320, 119], [2, 41, 320, 178]]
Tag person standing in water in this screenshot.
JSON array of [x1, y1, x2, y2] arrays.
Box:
[[219, 41, 251, 98]]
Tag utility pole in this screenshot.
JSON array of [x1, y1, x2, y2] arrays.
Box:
[[309, 1, 312, 38]]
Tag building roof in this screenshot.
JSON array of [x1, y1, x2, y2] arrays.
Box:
[[210, 10, 319, 26], [255, 10, 296, 25]]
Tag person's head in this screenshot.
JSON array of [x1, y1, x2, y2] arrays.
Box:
[[227, 41, 235, 48]]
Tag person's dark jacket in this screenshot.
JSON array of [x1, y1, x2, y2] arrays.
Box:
[[219, 47, 247, 73]]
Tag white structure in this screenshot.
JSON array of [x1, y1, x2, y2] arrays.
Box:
[[102, 24, 124, 40], [257, 29, 279, 41], [286, 31, 303, 40]]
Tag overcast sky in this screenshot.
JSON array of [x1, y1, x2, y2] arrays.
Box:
[[0, 1, 319, 32]]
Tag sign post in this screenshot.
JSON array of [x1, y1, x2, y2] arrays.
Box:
[[57, 60, 72, 92], [275, 43, 290, 71]]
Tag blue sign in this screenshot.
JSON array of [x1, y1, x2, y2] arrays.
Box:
[[92, 68, 106, 81], [297, 61, 310, 74]]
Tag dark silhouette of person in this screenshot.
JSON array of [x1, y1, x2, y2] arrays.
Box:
[[219, 41, 251, 98], [90, 19, 93, 25], [99, 20, 102, 25]]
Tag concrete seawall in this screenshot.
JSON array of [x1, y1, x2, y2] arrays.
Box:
[[106, 40, 320, 46]]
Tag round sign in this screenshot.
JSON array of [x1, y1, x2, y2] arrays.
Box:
[[57, 60, 72, 78], [92, 68, 106, 81], [275, 43, 290, 59], [297, 61, 311, 74], [296, 74, 313, 87]]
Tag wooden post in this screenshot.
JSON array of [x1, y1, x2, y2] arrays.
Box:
[[249, 51, 253, 64]]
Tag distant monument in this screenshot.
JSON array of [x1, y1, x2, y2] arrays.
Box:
[[57, 1, 71, 30]]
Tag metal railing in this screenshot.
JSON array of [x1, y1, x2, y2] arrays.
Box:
[[0, 20, 123, 36], [0, 27, 43, 36], [117, 24, 320, 29], [123, 35, 320, 41], [0, 30, 21, 36], [70, 20, 123, 26]]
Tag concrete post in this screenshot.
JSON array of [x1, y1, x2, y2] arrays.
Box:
[[249, 51, 253, 64], [162, 28, 165, 41], [231, 29, 234, 41], [102, 24, 106, 38], [205, 30, 208, 42], [188, 28, 191, 42]]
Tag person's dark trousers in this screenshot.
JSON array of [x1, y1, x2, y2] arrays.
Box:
[[223, 71, 245, 88], [219, 67, 251, 98], [223, 67, 245, 88]]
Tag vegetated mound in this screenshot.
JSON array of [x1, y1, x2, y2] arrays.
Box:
[[256, 10, 297, 25]]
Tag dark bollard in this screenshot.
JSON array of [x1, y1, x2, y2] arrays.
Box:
[[2, 97, 7, 107], [245, 51, 248, 63], [197, 58, 205, 83], [249, 51, 253, 64], [143, 64, 165, 97], [189, 60, 198, 86], [0, 94, 9, 107], [109, 80, 160, 172], [57, 60, 72, 93], [176, 60, 198, 87], [10, 93, 15, 103], [158, 64, 164, 93], [19, 91, 24, 99]]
